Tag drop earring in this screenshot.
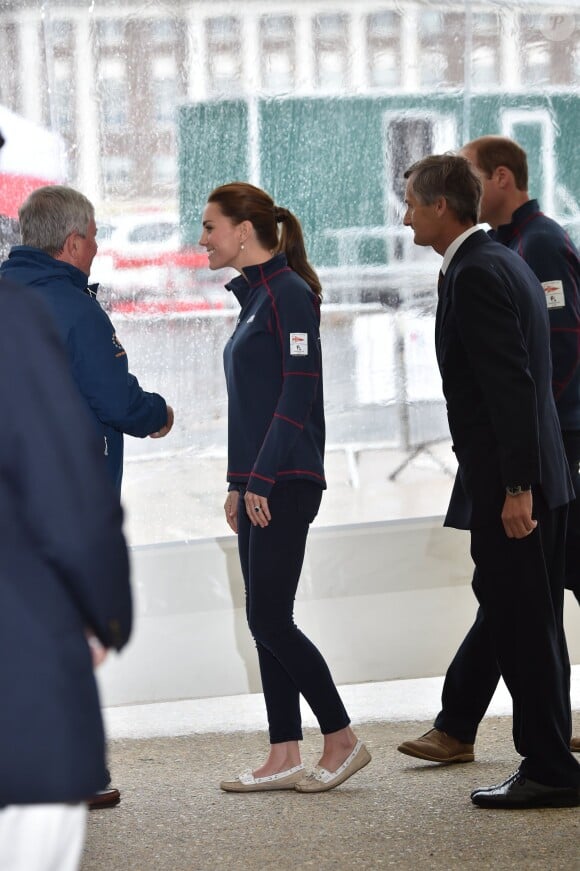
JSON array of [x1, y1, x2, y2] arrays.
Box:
[[240, 243, 245, 251]]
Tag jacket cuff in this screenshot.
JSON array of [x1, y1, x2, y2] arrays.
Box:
[[247, 473, 275, 498]]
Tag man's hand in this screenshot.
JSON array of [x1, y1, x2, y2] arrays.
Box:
[[150, 405, 174, 439], [86, 632, 108, 668], [501, 489, 537, 539]]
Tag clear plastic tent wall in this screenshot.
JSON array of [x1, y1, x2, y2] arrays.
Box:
[[0, 0, 579, 544]]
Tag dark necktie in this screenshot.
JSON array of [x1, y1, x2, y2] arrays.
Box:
[[437, 270, 444, 297]]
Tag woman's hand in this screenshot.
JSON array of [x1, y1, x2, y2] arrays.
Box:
[[224, 490, 239, 533], [244, 490, 271, 528]]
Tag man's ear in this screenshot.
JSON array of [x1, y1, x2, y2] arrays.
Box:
[[494, 166, 511, 188], [55, 233, 77, 266], [434, 195, 448, 217]]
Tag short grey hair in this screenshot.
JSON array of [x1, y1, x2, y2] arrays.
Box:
[[18, 185, 95, 256], [404, 154, 482, 225]]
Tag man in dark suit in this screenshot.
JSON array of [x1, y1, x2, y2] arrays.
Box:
[[399, 153, 580, 808], [0, 278, 132, 867], [398, 137, 580, 765]]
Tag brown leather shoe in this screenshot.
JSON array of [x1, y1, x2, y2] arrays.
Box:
[[397, 728, 474, 763], [87, 787, 121, 809], [571, 736, 580, 753]]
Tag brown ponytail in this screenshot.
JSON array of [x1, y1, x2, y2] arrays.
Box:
[[207, 182, 322, 299]]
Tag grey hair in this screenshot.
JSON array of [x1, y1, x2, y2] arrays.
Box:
[[18, 185, 95, 256], [403, 154, 482, 225]]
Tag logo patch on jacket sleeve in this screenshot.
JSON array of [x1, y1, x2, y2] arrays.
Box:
[[290, 333, 308, 356], [542, 280, 565, 309]]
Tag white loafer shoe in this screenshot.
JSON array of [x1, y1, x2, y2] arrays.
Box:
[[295, 741, 371, 793], [220, 763, 305, 793]]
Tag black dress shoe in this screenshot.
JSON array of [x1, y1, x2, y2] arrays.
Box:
[[471, 770, 580, 809], [87, 786, 121, 810]]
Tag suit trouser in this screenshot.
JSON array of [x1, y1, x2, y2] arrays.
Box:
[[237, 480, 350, 744], [563, 430, 580, 603], [435, 434, 580, 748], [435, 493, 580, 787]]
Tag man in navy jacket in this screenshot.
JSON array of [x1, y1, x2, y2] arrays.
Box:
[[0, 184, 172, 809], [400, 154, 579, 808], [0, 185, 174, 494], [0, 278, 132, 868]]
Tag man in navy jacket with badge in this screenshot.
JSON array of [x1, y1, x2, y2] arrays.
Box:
[[400, 154, 579, 808], [0, 185, 174, 494], [0, 277, 132, 868], [0, 184, 173, 809]]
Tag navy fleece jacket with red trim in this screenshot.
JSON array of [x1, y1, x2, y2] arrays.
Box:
[[223, 253, 326, 497], [490, 199, 580, 431]]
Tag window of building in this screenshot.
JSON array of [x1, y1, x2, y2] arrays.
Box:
[[523, 43, 551, 86], [421, 11, 444, 37], [98, 57, 128, 131], [152, 56, 178, 127], [151, 17, 177, 44], [367, 11, 401, 88], [419, 49, 447, 86], [472, 45, 498, 87], [314, 13, 348, 90], [102, 154, 133, 194], [51, 58, 74, 134], [206, 16, 242, 96], [96, 18, 125, 48], [418, 12, 448, 86], [519, 13, 575, 85], [470, 12, 500, 87], [152, 155, 177, 191], [574, 41, 580, 78], [260, 15, 295, 92], [0, 24, 19, 109], [45, 19, 73, 50]]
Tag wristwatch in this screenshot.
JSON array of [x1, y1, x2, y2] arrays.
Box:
[[505, 484, 532, 497]]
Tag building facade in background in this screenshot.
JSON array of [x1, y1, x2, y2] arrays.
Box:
[[0, 1, 577, 215]]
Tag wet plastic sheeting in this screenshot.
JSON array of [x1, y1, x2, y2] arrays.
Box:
[[0, 1, 578, 543]]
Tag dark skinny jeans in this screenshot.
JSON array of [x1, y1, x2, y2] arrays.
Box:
[[237, 480, 350, 744]]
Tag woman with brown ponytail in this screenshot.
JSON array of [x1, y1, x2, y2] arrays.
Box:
[[199, 182, 370, 793]]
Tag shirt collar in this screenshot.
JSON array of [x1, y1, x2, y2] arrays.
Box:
[[441, 225, 482, 275]]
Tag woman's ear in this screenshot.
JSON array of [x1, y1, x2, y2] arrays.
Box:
[[238, 219, 253, 245]]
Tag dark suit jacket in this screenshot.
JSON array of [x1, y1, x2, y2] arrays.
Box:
[[0, 279, 132, 805], [436, 230, 573, 530]]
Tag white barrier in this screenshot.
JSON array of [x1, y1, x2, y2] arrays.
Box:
[[97, 517, 580, 707]]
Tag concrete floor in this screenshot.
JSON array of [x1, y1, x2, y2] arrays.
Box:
[[81, 719, 579, 871], [82, 674, 580, 871]]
